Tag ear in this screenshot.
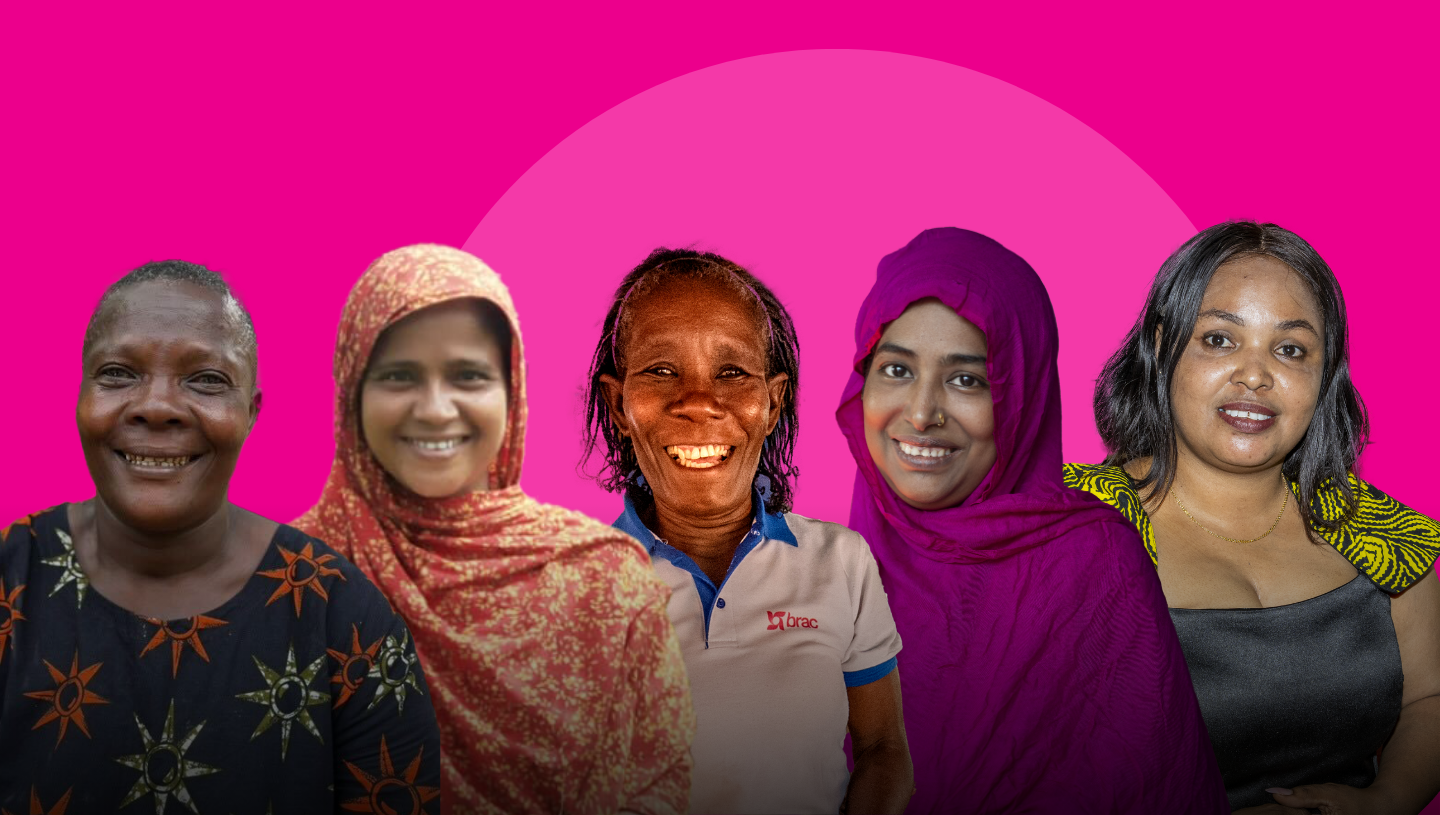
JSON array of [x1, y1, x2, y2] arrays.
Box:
[[764, 372, 790, 436], [597, 373, 630, 439], [250, 387, 263, 428], [1153, 323, 1164, 360]]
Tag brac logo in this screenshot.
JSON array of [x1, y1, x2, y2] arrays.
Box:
[[766, 610, 819, 631]]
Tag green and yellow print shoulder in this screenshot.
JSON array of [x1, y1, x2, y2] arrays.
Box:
[[1062, 463, 1440, 593], [1062, 463, 1157, 563]]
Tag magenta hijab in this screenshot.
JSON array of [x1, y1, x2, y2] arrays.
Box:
[[837, 228, 1226, 813], [837, 227, 1115, 558]]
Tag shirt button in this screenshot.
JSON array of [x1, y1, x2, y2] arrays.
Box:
[[716, 598, 726, 609]]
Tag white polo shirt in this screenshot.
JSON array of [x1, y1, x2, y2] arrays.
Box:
[[614, 491, 902, 815]]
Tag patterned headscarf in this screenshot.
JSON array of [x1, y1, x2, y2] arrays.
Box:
[[296, 245, 693, 815]]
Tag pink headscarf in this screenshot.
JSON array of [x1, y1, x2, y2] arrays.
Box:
[[836, 228, 1227, 813]]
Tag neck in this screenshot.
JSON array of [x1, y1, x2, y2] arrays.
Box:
[[83, 500, 238, 580], [1160, 452, 1290, 520], [646, 493, 755, 560]]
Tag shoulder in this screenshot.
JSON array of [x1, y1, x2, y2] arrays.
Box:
[[1313, 475, 1440, 593], [267, 523, 397, 618], [522, 500, 673, 612], [777, 512, 871, 554], [1063, 463, 1157, 564], [1, 505, 68, 566]]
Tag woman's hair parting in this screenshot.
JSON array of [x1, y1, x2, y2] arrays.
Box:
[[580, 247, 801, 513], [1093, 221, 1368, 532]]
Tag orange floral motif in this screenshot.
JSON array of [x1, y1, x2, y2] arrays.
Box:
[[22, 652, 109, 747], [328, 624, 382, 708], [256, 543, 345, 617], [139, 615, 228, 677], [0, 786, 71, 815], [0, 578, 24, 664], [341, 735, 440, 814]]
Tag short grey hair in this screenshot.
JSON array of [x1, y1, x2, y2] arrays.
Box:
[[84, 260, 258, 382]]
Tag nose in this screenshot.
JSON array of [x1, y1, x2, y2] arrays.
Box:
[[128, 377, 188, 426], [412, 380, 461, 423], [1230, 344, 1275, 392], [668, 371, 725, 422], [905, 379, 945, 431]]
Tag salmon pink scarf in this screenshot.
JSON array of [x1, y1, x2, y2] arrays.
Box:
[[296, 244, 693, 815]]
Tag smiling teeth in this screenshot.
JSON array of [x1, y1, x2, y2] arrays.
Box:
[[667, 444, 732, 468], [124, 453, 190, 467], [1221, 409, 1273, 421], [410, 438, 464, 451], [898, 442, 952, 458]]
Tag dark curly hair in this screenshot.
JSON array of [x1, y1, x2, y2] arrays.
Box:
[[580, 248, 801, 513], [1094, 221, 1368, 532]]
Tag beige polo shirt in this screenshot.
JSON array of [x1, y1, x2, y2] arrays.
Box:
[[615, 494, 902, 814]]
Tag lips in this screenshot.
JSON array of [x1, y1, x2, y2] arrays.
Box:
[[114, 448, 203, 472], [1217, 402, 1277, 434], [402, 436, 471, 457], [891, 436, 958, 469], [665, 444, 734, 469]]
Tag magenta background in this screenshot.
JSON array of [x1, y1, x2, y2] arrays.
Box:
[[3, 5, 1436, 807], [465, 49, 1196, 526]]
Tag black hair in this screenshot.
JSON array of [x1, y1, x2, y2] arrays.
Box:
[[580, 248, 801, 513], [84, 260, 259, 383], [1094, 221, 1368, 532]]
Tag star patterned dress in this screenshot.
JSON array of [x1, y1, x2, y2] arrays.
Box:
[[0, 506, 442, 815]]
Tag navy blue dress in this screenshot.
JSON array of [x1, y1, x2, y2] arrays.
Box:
[[0, 505, 442, 814]]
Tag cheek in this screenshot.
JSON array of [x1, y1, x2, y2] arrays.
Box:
[[460, 389, 509, 439], [861, 383, 900, 434], [359, 388, 404, 450]]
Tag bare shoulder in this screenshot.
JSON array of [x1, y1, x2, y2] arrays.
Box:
[[1392, 566, 1440, 705]]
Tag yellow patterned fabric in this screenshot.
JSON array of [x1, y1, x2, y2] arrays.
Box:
[[1063, 463, 1440, 593]]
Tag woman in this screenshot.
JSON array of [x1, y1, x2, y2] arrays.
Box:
[[837, 228, 1229, 813], [1066, 221, 1440, 814], [583, 249, 913, 814], [0, 261, 441, 814], [294, 244, 693, 815]]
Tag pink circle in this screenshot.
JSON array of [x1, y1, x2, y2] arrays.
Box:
[[465, 49, 1194, 525]]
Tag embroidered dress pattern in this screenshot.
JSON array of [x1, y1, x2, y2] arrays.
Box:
[[0, 507, 441, 814], [1063, 463, 1440, 592]]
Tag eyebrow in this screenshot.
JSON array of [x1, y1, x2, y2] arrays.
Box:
[[1197, 309, 1319, 335], [874, 342, 985, 365]]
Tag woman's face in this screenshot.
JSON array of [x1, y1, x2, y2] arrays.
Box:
[[600, 278, 788, 519], [1170, 255, 1324, 473], [863, 299, 996, 510], [78, 281, 260, 534], [360, 299, 509, 498]]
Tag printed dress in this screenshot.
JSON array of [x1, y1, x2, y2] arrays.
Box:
[[0, 506, 442, 815]]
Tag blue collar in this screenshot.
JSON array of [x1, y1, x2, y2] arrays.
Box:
[[614, 486, 797, 551]]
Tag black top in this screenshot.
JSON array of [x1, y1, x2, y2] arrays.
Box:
[[1169, 574, 1402, 810], [0, 505, 441, 814]]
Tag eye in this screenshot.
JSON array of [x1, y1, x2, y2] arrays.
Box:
[[1277, 343, 1306, 359], [717, 366, 750, 380], [641, 365, 676, 377], [191, 372, 230, 385], [373, 368, 415, 383], [878, 363, 912, 379], [96, 364, 136, 382], [1202, 333, 1236, 350], [947, 372, 987, 389], [454, 368, 494, 382]]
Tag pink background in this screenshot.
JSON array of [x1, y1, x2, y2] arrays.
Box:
[[3, 4, 1436, 808]]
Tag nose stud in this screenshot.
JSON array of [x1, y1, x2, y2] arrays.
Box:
[[936, 410, 946, 427]]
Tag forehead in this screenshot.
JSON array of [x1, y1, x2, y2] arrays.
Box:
[[623, 277, 767, 352], [370, 299, 504, 360], [1202, 255, 1322, 321], [879, 299, 987, 353], [91, 281, 245, 360]]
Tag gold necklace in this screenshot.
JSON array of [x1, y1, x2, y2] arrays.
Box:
[[1172, 482, 1289, 543]]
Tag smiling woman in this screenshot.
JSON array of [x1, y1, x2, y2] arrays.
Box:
[[583, 249, 912, 815], [294, 244, 694, 815], [1067, 222, 1440, 814], [839, 228, 1228, 814], [0, 261, 442, 814]]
